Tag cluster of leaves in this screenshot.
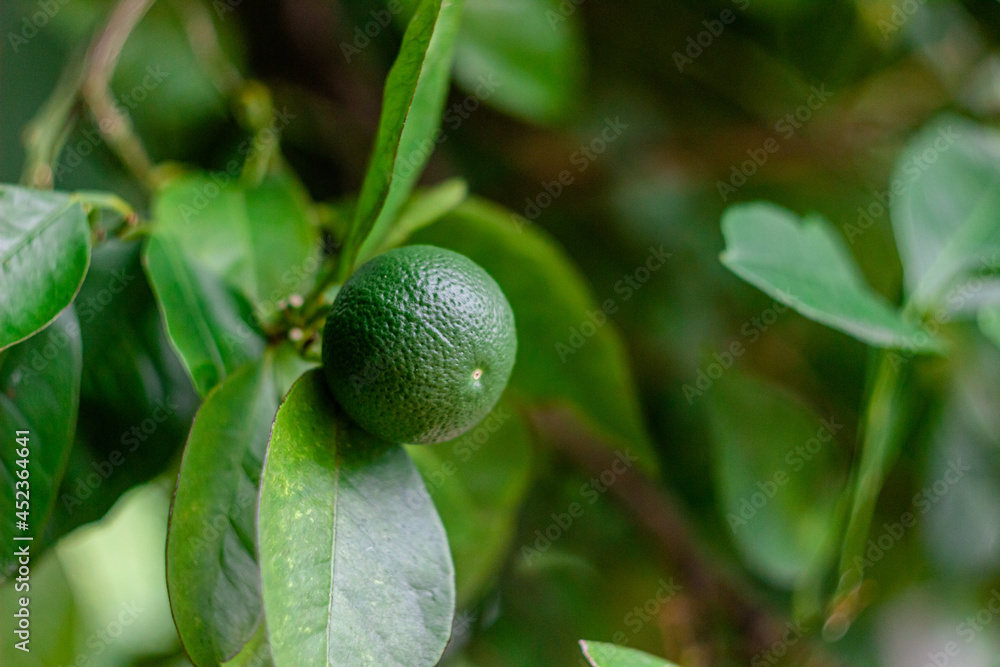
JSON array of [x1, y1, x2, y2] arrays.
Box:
[[7, 0, 1000, 663], [715, 114, 1000, 628], [0, 0, 667, 665]]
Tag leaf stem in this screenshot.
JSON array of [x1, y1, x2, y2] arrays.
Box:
[[168, 0, 243, 96], [20, 0, 158, 190], [298, 258, 347, 327], [236, 81, 280, 187], [71, 190, 137, 220], [827, 351, 909, 634], [20, 54, 87, 189], [80, 0, 159, 188]]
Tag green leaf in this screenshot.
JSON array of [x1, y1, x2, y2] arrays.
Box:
[[359, 178, 468, 262], [579, 641, 678, 667], [406, 398, 533, 606], [979, 305, 1000, 350], [167, 357, 279, 666], [411, 197, 659, 473], [143, 233, 265, 396], [152, 173, 320, 311], [366, 0, 585, 123], [0, 308, 81, 579], [834, 353, 911, 605], [921, 384, 1000, 576], [221, 622, 272, 667], [347, 0, 466, 267], [890, 116, 1000, 303], [708, 371, 845, 586], [44, 240, 198, 542], [0, 184, 90, 351], [453, 0, 585, 123], [259, 370, 455, 667], [906, 184, 1000, 311], [720, 202, 941, 352]]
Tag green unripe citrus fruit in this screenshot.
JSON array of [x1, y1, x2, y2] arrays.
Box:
[[322, 245, 517, 444]]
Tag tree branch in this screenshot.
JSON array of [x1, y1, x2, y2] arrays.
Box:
[[529, 407, 843, 666], [80, 0, 158, 187], [21, 0, 157, 189]]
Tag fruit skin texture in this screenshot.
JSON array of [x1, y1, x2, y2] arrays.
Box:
[[322, 245, 517, 444]]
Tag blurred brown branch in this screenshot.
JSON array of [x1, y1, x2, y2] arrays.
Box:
[[21, 0, 156, 189], [530, 406, 843, 667]]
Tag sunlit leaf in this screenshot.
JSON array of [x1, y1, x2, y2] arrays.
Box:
[[0, 185, 90, 351], [890, 116, 1000, 305], [348, 0, 466, 265], [721, 202, 941, 351], [259, 370, 455, 667]]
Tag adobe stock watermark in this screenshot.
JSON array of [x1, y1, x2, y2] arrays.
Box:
[[339, 1, 408, 63], [519, 448, 640, 565], [881, 251, 999, 371], [212, 0, 247, 19], [672, 0, 751, 73], [452, 609, 478, 637], [878, 0, 928, 40], [0, 262, 139, 385], [392, 73, 501, 182], [607, 578, 684, 647], [42, 600, 146, 664], [84, 601, 145, 659], [750, 621, 806, 667], [517, 116, 628, 226], [77, 266, 138, 324], [54, 65, 172, 181], [890, 584, 1000, 667], [682, 294, 791, 404], [5, 315, 82, 384], [725, 416, 844, 531], [59, 396, 183, 514], [546, 0, 585, 29], [850, 458, 970, 578], [717, 85, 834, 201], [575, 579, 684, 665], [555, 245, 671, 363], [217, 237, 341, 357], [175, 106, 297, 223], [842, 125, 960, 244], [402, 405, 514, 511], [442, 74, 501, 132], [925, 587, 1000, 667], [7, 0, 71, 54]]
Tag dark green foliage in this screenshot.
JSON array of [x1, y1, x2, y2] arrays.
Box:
[[5, 0, 1000, 665]]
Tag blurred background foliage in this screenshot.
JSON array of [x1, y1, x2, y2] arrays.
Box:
[[4, 0, 1000, 665]]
